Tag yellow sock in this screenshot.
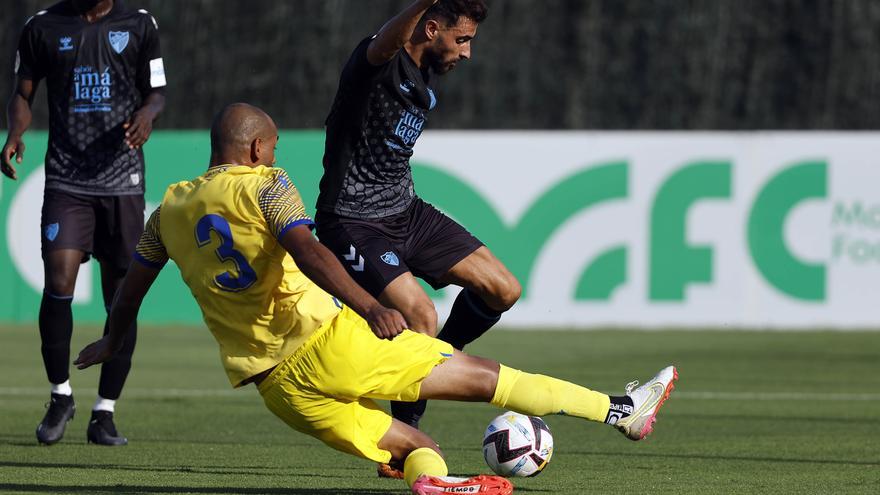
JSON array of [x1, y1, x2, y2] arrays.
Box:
[[490, 364, 611, 422], [403, 447, 448, 488]]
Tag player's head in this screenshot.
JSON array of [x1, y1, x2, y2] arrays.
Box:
[[210, 103, 278, 168], [417, 0, 488, 74], [71, 0, 106, 14]]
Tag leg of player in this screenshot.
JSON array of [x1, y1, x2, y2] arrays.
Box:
[[36, 249, 82, 445], [378, 272, 439, 336], [382, 249, 520, 478], [379, 271, 438, 465], [377, 419, 444, 483], [419, 351, 679, 441], [436, 247, 521, 350], [88, 261, 135, 446], [383, 248, 520, 441], [377, 419, 514, 495]]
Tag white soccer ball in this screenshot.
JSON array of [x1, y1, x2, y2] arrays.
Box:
[[482, 411, 554, 477]]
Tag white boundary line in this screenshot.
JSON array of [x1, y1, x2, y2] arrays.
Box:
[[676, 391, 880, 401], [1, 388, 879, 401], [0, 387, 247, 398]]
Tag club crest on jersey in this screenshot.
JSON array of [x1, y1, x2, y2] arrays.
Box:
[[109, 31, 129, 54], [44, 223, 59, 242], [380, 252, 400, 266], [399, 80, 415, 94], [59, 37, 73, 51]]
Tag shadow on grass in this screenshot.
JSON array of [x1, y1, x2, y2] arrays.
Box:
[[0, 461, 347, 477], [0, 485, 392, 495], [675, 412, 880, 425], [566, 450, 880, 467], [0, 483, 551, 494]]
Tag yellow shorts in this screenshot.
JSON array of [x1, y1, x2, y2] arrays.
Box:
[[257, 306, 454, 463]]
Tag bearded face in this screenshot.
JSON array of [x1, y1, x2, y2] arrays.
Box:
[[424, 46, 461, 75], [423, 16, 478, 75]]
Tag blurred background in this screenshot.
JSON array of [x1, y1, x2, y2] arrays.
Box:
[[3, 0, 880, 130], [1, 0, 879, 329], [1, 3, 879, 493]]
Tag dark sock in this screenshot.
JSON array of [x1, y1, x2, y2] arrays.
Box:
[[98, 319, 137, 400], [436, 289, 503, 351], [605, 395, 635, 425], [390, 400, 427, 429], [39, 292, 74, 384]]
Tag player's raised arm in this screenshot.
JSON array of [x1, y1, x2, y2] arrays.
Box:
[[279, 225, 409, 340], [367, 0, 439, 65]]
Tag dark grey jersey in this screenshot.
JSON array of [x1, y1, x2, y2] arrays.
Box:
[[15, 0, 166, 195], [318, 36, 436, 219]]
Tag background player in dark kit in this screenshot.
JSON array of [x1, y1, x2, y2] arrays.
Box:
[[1, 0, 166, 446], [315, 0, 520, 474]]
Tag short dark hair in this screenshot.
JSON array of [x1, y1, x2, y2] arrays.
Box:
[[423, 0, 488, 27]]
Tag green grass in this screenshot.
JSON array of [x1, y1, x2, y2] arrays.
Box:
[[1, 324, 879, 494]]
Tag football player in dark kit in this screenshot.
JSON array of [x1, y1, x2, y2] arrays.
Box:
[[316, 0, 520, 477], [1, 0, 166, 446]]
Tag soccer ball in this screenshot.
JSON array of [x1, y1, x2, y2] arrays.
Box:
[[482, 412, 554, 477]]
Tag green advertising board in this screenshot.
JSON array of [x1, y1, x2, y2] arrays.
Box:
[[0, 131, 329, 324], [2, 131, 878, 328]]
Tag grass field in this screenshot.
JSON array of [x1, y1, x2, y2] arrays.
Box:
[[1, 324, 879, 494]]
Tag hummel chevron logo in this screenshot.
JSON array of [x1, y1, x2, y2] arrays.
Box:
[[344, 245, 365, 272]]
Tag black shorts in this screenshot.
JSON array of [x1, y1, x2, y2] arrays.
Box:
[[40, 189, 145, 272], [315, 197, 483, 297]]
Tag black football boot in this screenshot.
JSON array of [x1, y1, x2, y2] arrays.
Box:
[[86, 410, 128, 446], [36, 393, 75, 445]]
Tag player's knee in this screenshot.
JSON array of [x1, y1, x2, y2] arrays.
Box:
[[484, 277, 521, 312], [406, 302, 438, 336], [43, 258, 79, 297], [391, 428, 444, 463], [497, 278, 522, 310], [44, 275, 76, 298]]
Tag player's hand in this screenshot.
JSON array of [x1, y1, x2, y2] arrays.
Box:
[[364, 305, 408, 340], [1, 136, 25, 180], [123, 108, 155, 150], [74, 336, 122, 370]]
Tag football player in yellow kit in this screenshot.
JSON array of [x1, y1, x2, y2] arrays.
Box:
[[75, 103, 677, 495]]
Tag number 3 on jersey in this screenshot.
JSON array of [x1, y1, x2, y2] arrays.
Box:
[[195, 214, 257, 292]]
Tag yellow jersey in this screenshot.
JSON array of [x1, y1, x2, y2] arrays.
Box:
[[134, 165, 342, 387]]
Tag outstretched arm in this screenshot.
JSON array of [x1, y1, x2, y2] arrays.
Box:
[[367, 0, 438, 65], [2, 77, 37, 180], [75, 261, 162, 369], [279, 225, 408, 339]]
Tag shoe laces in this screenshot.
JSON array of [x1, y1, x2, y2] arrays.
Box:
[[624, 380, 640, 394], [44, 397, 71, 426]]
